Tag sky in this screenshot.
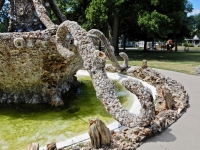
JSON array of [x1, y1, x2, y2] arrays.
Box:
[[189, 0, 200, 15]]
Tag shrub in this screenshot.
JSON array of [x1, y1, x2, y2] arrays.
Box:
[[183, 42, 188, 47], [188, 43, 194, 47]]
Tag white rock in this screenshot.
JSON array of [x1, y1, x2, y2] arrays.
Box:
[[195, 66, 200, 76], [126, 66, 137, 73]]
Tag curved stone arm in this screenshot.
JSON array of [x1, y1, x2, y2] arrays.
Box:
[[88, 29, 129, 71], [57, 20, 155, 128], [33, 0, 56, 29], [48, 0, 67, 22], [89, 54, 155, 127], [119, 52, 129, 70], [55, 22, 75, 60], [0, 0, 5, 10]]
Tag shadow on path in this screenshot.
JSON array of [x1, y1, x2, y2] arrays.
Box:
[[144, 128, 176, 143]]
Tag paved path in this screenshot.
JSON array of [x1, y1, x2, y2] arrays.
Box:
[[138, 69, 200, 150]]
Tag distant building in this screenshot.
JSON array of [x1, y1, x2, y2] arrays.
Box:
[[185, 35, 200, 47], [136, 41, 145, 48], [118, 39, 137, 47], [136, 41, 159, 49]]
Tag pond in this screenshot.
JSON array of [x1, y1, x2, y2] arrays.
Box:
[[0, 76, 134, 150]]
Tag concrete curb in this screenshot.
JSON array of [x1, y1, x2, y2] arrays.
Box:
[[138, 69, 200, 150]]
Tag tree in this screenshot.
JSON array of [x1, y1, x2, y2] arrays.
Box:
[[86, 0, 148, 55], [57, 0, 193, 53], [168, 0, 193, 51], [135, 0, 193, 51], [45, 0, 67, 23], [86, 0, 127, 55], [193, 13, 200, 38], [0, 0, 9, 32], [60, 0, 91, 27], [86, 0, 193, 53]]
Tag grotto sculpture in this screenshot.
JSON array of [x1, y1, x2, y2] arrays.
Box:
[[0, 0, 155, 128]]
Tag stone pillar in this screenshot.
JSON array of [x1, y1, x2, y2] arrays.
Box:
[[46, 142, 57, 150], [27, 142, 39, 150], [142, 60, 148, 69], [162, 88, 173, 110], [195, 66, 200, 76], [88, 118, 111, 148]]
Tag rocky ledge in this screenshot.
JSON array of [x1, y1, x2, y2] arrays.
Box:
[[27, 60, 189, 150]]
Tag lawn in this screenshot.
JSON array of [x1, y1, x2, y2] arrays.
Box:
[[113, 49, 200, 75]]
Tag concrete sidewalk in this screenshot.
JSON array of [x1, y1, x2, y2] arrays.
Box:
[[138, 69, 200, 150]]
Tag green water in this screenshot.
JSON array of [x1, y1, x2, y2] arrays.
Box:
[[0, 76, 133, 150]]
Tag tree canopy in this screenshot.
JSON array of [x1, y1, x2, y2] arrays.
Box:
[[0, 0, 195, 53], [0, 0, 9, 32], [192, 13, 200, 38], [79, 0, 193, 52]]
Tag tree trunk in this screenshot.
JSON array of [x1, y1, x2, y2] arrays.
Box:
[[99, 40, 101, 51], [123, 36, 126, 50], [108, 24, 112, 42], [0, 0, 5, 10], [174, 34, 178, 52], [48, 0, 67, 22], [111, 15, 119, 56], [143, 39, 148, 52]]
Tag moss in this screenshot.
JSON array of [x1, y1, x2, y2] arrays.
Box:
[[0, 76, 133, 150]]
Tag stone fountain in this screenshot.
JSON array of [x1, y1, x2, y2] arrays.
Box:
[[0, 1, 189, 149], [0, 0, 154, 128]]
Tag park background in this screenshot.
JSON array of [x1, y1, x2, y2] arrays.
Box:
[[0, 0, 199, 75]]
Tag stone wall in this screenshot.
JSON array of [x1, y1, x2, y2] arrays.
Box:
[[0, 29, 83, 105]]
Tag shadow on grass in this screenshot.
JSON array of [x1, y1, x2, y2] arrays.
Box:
[[118, 50, 200, 63]]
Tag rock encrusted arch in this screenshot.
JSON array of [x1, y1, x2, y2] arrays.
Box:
[[0, 0, 189, 133], [56, 21, 155, 128], [0, 0, 155, 128], [87, 29, 129, 71]]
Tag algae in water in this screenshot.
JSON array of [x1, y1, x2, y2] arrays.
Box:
[[0, 77, 133, 150]]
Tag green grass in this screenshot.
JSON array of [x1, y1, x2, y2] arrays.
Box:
[[114, 50, 200, 75]]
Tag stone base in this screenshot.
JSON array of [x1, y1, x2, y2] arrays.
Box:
[[195, 66, 200, 76], [0, 76, 80, 105]]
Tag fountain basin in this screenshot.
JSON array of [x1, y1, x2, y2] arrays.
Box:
[[0, 70, 136, 150], [39, 70, 157, 149]]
